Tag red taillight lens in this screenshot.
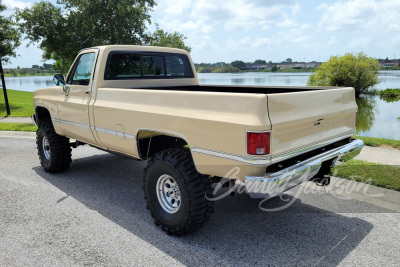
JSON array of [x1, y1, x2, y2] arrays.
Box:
[[247, 132, 270, 155]]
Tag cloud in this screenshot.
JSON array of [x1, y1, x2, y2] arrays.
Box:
[[348, 36, 371, 49], [318, 0, 400, 33], [1, 0, 32, 16], [154, 0, 299, 32], [277, 19, 298, 28], [153, 0, 192, 17], [327, 37, 338, 45], [2, 0, 32, 9]]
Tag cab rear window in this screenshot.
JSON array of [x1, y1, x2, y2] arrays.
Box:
[[105, 52, 194, 80]]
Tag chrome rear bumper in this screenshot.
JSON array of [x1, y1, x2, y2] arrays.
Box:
[[245, 139, 364, 198]]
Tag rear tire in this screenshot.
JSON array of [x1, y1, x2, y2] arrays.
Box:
[[143, 148, 214, 236], [36, 122, 72, 173]]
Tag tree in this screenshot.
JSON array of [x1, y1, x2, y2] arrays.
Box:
[[197, 66, 213, 73], [307, 52, 380, 97], [17, 0, 156, 73], [9, 69, 17, 76], [212, 66, 239, 73], [43, 63, 53, 69], [148, 25, 191, 52], [253, 59, 266, 65], [18, 68, 26, 75], [271, 65, 278, 72], [30, 69, 36, 75], [0, 0, 21, 115], [231, 60, 246, 69], [32, 64, 39, 68], [286, 58, 292, 63]]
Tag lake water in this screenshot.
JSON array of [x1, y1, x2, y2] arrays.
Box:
[[3, 71, 400, 139]]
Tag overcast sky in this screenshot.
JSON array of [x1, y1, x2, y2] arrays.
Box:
[[3, 0, 400, 68]]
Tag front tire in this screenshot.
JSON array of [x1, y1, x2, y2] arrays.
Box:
[[143, 149, 214, 236], [36, 122, 72, 173]]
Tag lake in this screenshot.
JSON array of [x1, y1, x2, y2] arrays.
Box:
[[3, 71, 400, 140]]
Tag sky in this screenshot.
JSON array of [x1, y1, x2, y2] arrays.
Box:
[[2, 0, 400, 68]]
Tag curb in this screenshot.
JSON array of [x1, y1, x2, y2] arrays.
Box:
[[0, 130, 36, 139], [0, 117, 33, 124]]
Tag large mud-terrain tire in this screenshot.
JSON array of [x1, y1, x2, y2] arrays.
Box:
[[36, 122, 72, 173], [143, 148, 214, 236]]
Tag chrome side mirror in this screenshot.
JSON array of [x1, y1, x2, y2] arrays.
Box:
[[53, 74, 70, 95], [53, 74, 66, 86]]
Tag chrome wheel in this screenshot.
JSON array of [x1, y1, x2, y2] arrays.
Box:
[[42, 136, 51, 160], [156, 174, 181, 214]]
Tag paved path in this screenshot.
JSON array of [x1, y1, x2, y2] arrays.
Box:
[[0, 116, 32, 124], [355, 145, 400, 166], [0, 134, 399, 266]]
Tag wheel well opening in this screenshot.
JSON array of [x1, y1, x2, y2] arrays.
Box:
[[137, 131, 189, 159], [35, 107, 51, 123]]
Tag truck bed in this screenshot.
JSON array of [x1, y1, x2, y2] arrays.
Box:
[[127, 84, 340, 94]]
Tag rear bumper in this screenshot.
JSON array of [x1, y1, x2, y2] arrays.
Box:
[[244, 139, 364, 198]]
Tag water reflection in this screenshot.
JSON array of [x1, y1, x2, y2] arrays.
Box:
[[231, 78, 244, 84], [379, 95, 400, 103], [254, 78, 265, 84], [356, 97, 376, 133], [4, 76, 55, 92]]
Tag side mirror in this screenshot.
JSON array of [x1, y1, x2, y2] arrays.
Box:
[[53, 74, 66, 86]]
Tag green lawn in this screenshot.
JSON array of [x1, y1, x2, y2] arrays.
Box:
[[0, 89, 34, 117], [332, 159, 400, 191], [0, 122, 37, 132], [352, 135, 400, 150]]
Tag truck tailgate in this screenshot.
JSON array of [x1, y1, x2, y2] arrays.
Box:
[[267, 88, 357, 161]]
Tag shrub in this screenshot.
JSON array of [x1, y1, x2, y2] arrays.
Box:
[[307, 52, 380, 97]]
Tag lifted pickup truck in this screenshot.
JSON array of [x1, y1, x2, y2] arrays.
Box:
[[32, 45, 364, 235]]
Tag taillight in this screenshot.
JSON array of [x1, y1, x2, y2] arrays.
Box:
[[247, 132, 270, 155]]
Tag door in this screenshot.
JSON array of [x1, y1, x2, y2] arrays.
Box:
[[57, 51, 98, 144]]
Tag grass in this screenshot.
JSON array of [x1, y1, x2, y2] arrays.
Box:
[[0, 122, 37, 132], [353, 135, 400, 150], [332, 159, 400, 191], [0, 89, 34, 117]]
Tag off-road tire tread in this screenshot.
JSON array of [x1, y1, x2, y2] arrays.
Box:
[[143, 148, 214, 236], [36, 122, 72, 173]]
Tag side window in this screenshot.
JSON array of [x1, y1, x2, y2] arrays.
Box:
[[69, 53, 96, 86], [165, 55, 190, 77]]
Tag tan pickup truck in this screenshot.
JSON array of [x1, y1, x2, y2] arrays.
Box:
[[32, 45, 364, 235]]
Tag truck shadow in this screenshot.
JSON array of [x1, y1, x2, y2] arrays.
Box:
[[33, 151, 374, 266]]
